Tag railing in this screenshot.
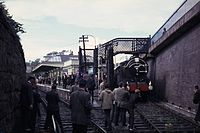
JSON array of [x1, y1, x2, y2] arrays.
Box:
[[151, 0, 199, 45], [38, 84, 71, 101]]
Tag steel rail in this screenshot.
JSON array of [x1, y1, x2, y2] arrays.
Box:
[[90, 120, 107, 133], [41, 97, 59, 133], [136, 102, 200, 132], [135, 108, 161, 133], [153, 102, 200, 130]]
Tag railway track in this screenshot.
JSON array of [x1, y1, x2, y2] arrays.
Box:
[[112, 103, 200, 133], [37, 85, 200, 133], [134, 103, 200, 133]]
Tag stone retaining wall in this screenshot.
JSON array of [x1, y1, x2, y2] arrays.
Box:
[[0, 4, 26, 133]]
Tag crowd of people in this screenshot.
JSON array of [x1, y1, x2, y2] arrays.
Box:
[[98, 82, 200, 132], [19, 73, 96, 133], [98, 81, 139, 131], [37, 74, 76, 87], [20, 76, 66, 133], [19, 74, 200, 133]]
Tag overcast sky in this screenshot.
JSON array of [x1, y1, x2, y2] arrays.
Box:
[[3, 0, 184, 61]]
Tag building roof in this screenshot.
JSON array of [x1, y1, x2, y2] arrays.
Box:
[[60, 55, 78, 62], [32, 62, 63, 73]]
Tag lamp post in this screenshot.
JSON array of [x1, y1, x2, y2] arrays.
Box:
[[87, 34, 96, 46]]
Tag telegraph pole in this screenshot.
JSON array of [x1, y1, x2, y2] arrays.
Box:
[[79, 35, 95, 73], [82, 35, 87, 73]]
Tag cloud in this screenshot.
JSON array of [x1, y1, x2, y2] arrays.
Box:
[[22, 37, 79, 61], [3, 0, 184, 61], [5, 0, 183, 33]]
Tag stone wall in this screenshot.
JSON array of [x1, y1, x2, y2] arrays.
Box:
[[0, 4, 26, 133], [148, 2, 200, 111]]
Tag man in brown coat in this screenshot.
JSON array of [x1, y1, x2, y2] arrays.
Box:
[[99, 83, 114, 130]]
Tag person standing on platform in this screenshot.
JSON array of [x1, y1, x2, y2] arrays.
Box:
[[58, 76, 61, 86], [70, 79, 92, 133], [94, 75, 98, 90], [86, 75, 96, 103], [20, 76, 34, 132], [44, 84, 64, 132], [99, 83, 114, 130], [193, 85, 200, 123], [63, 75, 67, 89]]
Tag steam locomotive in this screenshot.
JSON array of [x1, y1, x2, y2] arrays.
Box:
[[114, 56, 151, 101]]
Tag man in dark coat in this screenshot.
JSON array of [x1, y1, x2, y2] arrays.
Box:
[[128, 83, 140, 131], [30, 81, 42, 133], [193, 85, 200, 123], [63, 75, 67, 89], [70, 79, 92, 133], [86, 75, 96, 103], [44, 85, 64, 132], [20, 76, 34, 132]]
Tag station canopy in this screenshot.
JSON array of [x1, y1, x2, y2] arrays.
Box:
[[31, 62, 63, 73]]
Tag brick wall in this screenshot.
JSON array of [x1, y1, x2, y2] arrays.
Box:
[[0, 7, 26, 133], [150, 23, 200, 111], [147, 2, 200, 112]]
